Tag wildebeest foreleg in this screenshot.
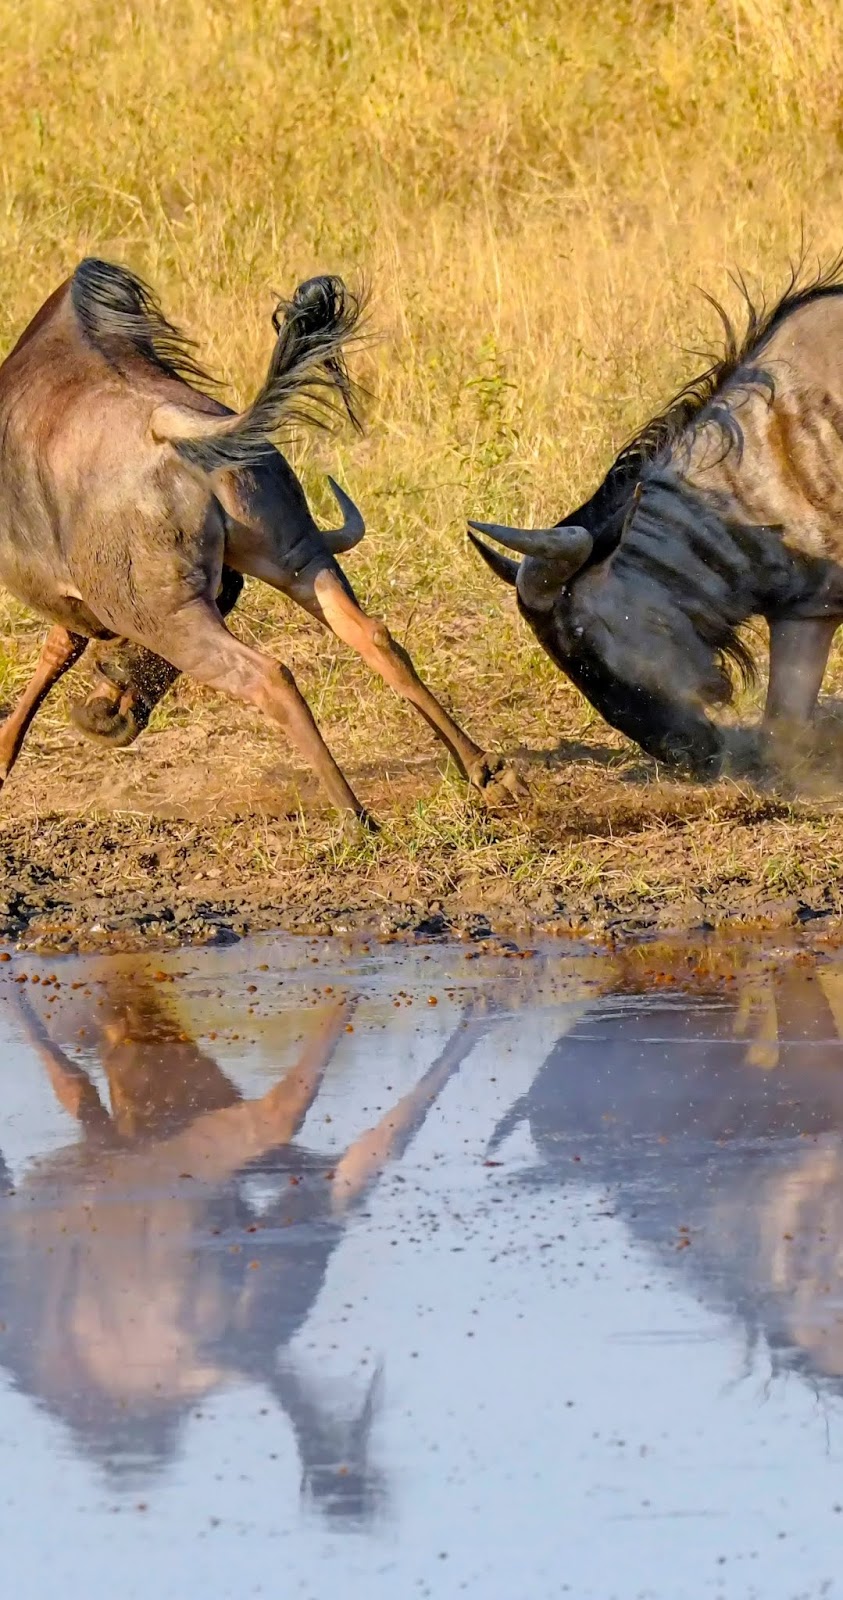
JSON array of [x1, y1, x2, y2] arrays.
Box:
[[309, 567, 523, 802], [763, 617, 839, 737], [138, 599, 372, 825], [0, 625, 87, 788]]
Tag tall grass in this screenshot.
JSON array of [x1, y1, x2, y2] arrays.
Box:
[[2, 0, 843, 758]]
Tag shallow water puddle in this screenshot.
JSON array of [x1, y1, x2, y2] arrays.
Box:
[[1, 935, 843, 1598]]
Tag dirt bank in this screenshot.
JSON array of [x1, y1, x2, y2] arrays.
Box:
[[4, 707, 843, 951]]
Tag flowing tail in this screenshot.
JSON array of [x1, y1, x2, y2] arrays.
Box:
[[70, 258, 366, 474], [168, 274, 366, 473]]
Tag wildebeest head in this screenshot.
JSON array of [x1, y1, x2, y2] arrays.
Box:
[[469, 472, 765, 776], [467, 256, 843, 775]]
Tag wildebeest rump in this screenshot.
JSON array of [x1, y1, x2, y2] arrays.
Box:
[[0, 259, 518, 819], [470, 260, 843, 775]]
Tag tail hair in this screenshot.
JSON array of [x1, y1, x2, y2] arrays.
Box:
[[175, 274, 367, 474]]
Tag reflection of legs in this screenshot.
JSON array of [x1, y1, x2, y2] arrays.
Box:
[[165, 1000, 356, 1183], [331, 1012, 489, 1212], [9, 987, 112, 1135], [256, 1000, 355, 1142], [269, 1357, 386, 1521], [311, 566, 521, 797], [71, 567, 245, 747], [0, 626, 87, 787], [133, 598, 371, 823], [772, 966, 839, 1067]]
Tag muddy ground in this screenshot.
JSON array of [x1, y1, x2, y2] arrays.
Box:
[[4, 692, 843, 952]]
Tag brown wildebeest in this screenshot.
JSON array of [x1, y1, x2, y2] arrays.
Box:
[[469, 259, 843, 777], [0, 259, 518, 821]]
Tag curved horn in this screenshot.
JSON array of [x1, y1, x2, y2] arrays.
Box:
[[468, 519, 593, 612], [468, 520, 586, 561], [322, 475, 366, 554], [467, 530, 518, 587]]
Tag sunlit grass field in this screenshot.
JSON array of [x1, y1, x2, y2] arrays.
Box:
[[2, 0, 843, 847]]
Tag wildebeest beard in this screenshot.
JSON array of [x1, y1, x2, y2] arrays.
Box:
[[534, 470, 806, 774]]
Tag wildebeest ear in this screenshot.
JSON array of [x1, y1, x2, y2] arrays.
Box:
[[467, 530, 519, 586]]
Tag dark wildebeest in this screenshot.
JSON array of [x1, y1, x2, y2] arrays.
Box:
[[0, 259, 518, 820], [1, 974, 488, 1509], [469, 261, 843, 776]]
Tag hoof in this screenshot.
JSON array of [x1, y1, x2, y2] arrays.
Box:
[[70, 693, 147, 749], [468, 754, 529, 805], [333, 809, 379, 841]]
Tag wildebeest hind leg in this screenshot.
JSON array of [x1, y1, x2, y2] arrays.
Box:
[[71, 567, 245, 747], [0, 626, 87, 789], [301, 564, 524, 802], [134, 598, 372, 826]]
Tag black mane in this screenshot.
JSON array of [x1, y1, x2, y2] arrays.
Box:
[[70, 258, 217, 389], [611, 470, 775, 696], [567, 254, 843, 558], [614, 252, 843, 486]]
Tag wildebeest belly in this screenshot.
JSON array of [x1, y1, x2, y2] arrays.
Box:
[[62, 489, 226, 641], [0, 381, 222, 640], [0, 519, 112, 637]]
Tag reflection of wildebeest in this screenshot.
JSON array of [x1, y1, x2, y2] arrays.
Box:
[[1, 977, 484, 1513], [488, 964, 843, 1394], [0, 260, 517, 822], [471, 262, 843, 776]]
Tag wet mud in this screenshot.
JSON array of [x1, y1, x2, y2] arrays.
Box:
[[4, 687, 843, 952], [2, 935, 843, 1596], [3, 787, 843, 953]]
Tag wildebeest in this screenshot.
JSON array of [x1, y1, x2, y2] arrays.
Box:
[[1, 974, 487, 1506], [0, 259, 518, 820], [470, 261, 843, 776]]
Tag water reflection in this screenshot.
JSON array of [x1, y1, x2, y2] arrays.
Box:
[[492, 953, 843, 1394], [0, 972, 484, 1517], [5, 941, 843, 1555]]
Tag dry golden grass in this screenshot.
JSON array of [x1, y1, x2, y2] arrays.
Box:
[[2, 0, 843, 933]]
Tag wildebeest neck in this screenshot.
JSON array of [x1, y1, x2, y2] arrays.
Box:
[[621, 468, 838, 628], [621, 470, 773, 611]]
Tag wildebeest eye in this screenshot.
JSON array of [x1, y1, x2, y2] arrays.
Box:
[[572, 625, 584, 639]]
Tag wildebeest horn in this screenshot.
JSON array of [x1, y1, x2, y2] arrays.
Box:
[[467, 520, 587, 562], [467, 520, 593, 611], [467, 531, 518, 586], [322, 475, 366, 553]]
